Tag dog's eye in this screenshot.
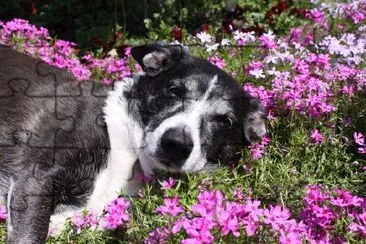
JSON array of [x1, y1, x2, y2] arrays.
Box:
[[213, 115, 233, 127], [168, 86, 185, 98]]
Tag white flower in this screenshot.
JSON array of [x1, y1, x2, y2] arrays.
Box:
[[249, 69, 266, 79], [266, 67, 280, 76], [264, 54, 279, 64], [196, 32, 212, 44], [107, 49, 118, 57], [220, 38, 231, 46], [205, 43, 219, 52], [233, 30, 256, 43]]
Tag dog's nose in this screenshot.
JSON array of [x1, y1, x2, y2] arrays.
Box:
[[160, 127, 193, 164]]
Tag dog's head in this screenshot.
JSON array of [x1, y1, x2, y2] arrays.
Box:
[[127, 43, 266, 173]]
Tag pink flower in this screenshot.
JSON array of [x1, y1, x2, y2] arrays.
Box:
[[353, 132, 365, 146], [144, 226, 171, 243], [306, 9, 325, 24], [263, 205, 291, 231], [0, 205, 7, 221], [160, 177, 176, 190], [310, 129, 324, 144], [259, 31, 277, 49], [358, 147, 366, 154], [208, 56, 225, 69], [219, 211, 240, 237], [71, 209, 98, 233], [156, 197, 184, 217], [349, 212, 366, 237], [330, 189, 364, 207], [102, 197, 130, 230]]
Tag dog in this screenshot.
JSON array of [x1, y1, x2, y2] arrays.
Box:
[[0, 43, 266, 243]]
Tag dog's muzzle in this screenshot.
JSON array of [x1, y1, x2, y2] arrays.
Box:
[[157, 126, 193, 167]]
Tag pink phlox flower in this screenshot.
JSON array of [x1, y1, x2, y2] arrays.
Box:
[[306, 9, 325, 24], [184, 217, 215, 243], [330, 189, 364, 207], [191, 203, 212, 218], [348, 211, 366, 237], [294, 59, 310, 74], [156, 196, 184, 217], [358, 147, 366, 154], [208, 56, 225, 69], [181, 238, 203, 244], [240, 199, 262, 236], [315, 54, 330, 68], [71, 211, 87, 233], [144, 226, 171, 244], [172, 216, 191, 234], [71, 209, 98, 233], [250, 143, 264, 160], [310, 129, 324, 144], [196, 190, 223, 212], [102, 212, 123, 230], [350, 11, 365, 24], [353, 132, 365, 146], [218, 210, 240, 237], [102, 197, 130, 230], [304, 185, 330, 205], [160, 177, 176, 190], [0, 205, 6, 221], [259, 30, 277, 49], [249, 136, 270, 160], [263, 205, 291, 231]]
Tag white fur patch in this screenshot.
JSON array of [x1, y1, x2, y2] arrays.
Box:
[[87, 78, 142, 211], [7, 178, 15, 234]]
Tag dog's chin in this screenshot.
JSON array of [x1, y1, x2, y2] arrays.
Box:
[[151, 158, 185, 173]]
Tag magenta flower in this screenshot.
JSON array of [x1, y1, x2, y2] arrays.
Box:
[[102, 197, 130, 230], [160, 177, 176, 190], [349, 212, 366, 237], [71, 209, 98, 233], [102, 213, 123, 230], [71, 211, 87, 233], [156, 197, 184, 217], [208, 56, 225, 69], [259, 31, 277, 49], [218, 211, 240, 237], [144, 226, 171, 244], [263, 205, 291, 231], [354, 132, 365, 146], [0, 205, 7, 221], [330, 189, 363, 207], [358, 147, 366, 154], [310, 129, 324, 144]]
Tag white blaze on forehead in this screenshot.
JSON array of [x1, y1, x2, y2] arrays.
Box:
[[144, 75, 232, 172]]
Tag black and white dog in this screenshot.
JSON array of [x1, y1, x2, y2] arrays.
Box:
[[0, 43, 266, 243]]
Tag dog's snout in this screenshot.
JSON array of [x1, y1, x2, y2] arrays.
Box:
[[160, 127, 193, 164]]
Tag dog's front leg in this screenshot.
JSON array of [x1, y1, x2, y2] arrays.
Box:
[[86, 147, 139, 213], [7, 175, 55, 244]]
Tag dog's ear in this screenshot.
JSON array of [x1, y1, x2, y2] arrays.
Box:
[[131, 42, 187, 76], [242, 94, 267, 144]]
